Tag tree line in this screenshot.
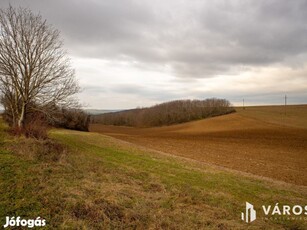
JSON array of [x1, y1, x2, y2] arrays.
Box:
[[92, 98, 235, 127]]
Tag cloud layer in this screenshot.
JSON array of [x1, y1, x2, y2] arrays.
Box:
[[1, 0, 306, 108]]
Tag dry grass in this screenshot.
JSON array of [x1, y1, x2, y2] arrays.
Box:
[[7, 137, 67, 163]]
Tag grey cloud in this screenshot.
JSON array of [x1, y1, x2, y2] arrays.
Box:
[[1, 0, 307, 79], [79, 83, 179, 100], [110, 84, 181, 101], [82, 85, 108, 94]]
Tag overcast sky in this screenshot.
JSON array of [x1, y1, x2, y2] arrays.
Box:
[[1, 0, 307, 109]]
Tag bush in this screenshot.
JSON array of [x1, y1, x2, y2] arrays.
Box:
[[57, 109, 90, 131], [24, 113, 50, 139], [4, 106, 90, 137], [8, 113, 49, 139]]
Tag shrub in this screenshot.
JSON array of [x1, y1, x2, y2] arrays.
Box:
[[57, 109, 90, 131], [8, 112, 50, 139], [23, 113, 50, 139]]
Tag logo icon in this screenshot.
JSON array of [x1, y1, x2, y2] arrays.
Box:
[[241, 202, 256, 223]]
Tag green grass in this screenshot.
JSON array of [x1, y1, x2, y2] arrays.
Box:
[[0, 119, 306, 229]]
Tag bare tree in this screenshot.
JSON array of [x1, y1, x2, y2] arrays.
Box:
[[0, 6, 79, 129]]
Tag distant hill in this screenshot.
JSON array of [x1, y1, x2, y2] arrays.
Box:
[[92, 98, 235, 127], [85, 109, 121, 115]]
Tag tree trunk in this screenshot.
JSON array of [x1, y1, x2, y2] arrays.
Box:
[[18, 103, 26, 129], [9, 104, 16, 127]]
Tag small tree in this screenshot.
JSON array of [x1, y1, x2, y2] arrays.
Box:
[[0, 6, 79, 130]]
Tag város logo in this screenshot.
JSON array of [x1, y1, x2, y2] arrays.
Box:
[[241, 202, 306, 223], [241, 202, 256, 223]]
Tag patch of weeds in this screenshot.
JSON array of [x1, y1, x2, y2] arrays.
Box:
[[8, 138, 67, 163]]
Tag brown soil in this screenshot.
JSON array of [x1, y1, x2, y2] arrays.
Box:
[[90, 113, 307, 186]]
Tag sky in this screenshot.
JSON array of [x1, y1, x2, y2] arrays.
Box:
[[1, 0, 307, 109]]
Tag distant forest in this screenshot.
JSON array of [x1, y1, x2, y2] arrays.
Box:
[[92, 98, 235, 127]]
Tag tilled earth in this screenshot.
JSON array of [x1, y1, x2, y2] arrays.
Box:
[[90, 113, 307, 186]]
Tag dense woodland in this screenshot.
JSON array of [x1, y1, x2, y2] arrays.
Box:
[[93, 98, 235, 127]]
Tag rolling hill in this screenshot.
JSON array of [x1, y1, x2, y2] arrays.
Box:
[[0, 117, 306, 228], [90, 105, 307, 186]]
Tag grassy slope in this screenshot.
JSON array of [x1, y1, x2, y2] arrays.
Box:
[[0, 119, 306, 229]]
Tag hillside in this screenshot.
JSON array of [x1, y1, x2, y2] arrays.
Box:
[[90, 105, 307, 186], [85, 109, 120, 115], [236, 104, 307, 129], [0, 117, 306, 228]]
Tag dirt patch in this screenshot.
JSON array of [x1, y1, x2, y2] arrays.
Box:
[[90, 113, 307, 186]]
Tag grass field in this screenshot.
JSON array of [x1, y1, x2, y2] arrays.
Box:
[[0, 115, 307, 229]]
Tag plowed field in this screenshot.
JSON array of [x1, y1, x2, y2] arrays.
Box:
[[90, 105, 307, 185]]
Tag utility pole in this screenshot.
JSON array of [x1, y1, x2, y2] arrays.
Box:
[[284, 95, 287, 116]]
